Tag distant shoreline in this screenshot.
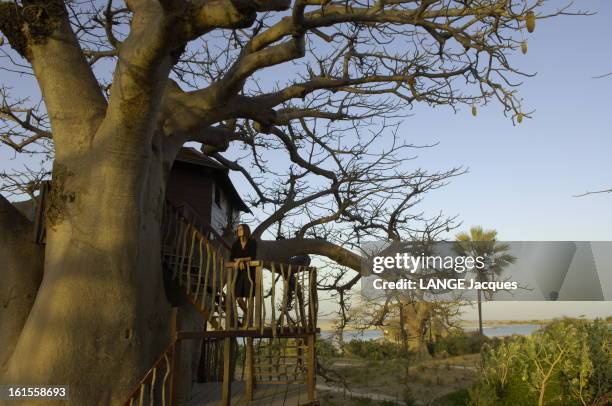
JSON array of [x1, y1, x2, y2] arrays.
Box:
[[317, 320, 550, 333], [317, 318, 597, 332], [458, 319, 548, 328]]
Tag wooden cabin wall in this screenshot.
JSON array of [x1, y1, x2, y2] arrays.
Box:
[[166, 163, 213, 223], [211, 181, 232, 236]]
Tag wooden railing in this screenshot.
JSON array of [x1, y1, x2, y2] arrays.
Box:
[[162, 203, 318, 334], [162, 203, 228, 327], [124, 204, 319, 405], [223, 261, 318, 335], [170, 201, 232, 251], [197, 338, 224, 382], [124, 343, 175, 406], [123, 311, 181, 406]]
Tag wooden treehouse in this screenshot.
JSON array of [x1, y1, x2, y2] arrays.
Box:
[[19, 147, 320, 405], [166, 147, 250, 237], [123, 148, 320, 406]]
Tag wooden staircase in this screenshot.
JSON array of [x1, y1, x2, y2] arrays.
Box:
[[123, 203, 319, 406]]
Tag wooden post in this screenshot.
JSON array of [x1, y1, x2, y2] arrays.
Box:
[[169, 308, 180, 406], [225, 266, 232, 331], [222, 267, 233, 406], [297, 284, 306, 331], [221, 337, 233, 406], [306, 334, 316, 402], [255, 265, 263, 333], [246, 297, 254, 329], [245, 337, 254, 400], [271, 263, 277, 337]]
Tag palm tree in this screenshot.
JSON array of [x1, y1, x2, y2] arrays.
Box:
[[454, 226, 516, 335]]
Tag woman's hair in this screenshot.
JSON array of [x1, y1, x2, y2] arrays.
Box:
[[237, 223, 251, 238]]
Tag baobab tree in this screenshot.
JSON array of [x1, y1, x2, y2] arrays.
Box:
[[0, 1, 579, 404]]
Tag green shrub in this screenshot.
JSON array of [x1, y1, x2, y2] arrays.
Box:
[[317, 338, 340, 358], [344, 339, 405, 360], [432, 331, 491, 356], [469, 318, 611, 406]]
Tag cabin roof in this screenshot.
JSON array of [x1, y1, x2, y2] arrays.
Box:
[[176, 148, 250, 213], [176, 147, 227, 171]]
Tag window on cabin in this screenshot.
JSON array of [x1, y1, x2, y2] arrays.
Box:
[[214, 183, 221, 207], [228, 208, 236, 227]]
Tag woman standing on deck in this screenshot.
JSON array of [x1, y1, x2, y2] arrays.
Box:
[[230, 223, 257, 298]]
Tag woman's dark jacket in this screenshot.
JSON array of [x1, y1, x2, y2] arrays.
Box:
[[230, 238, 257, 297]]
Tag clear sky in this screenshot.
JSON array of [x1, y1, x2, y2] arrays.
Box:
[[1, 1, 610, 321], [377, 0, 612, 320], [403, 1, 612, 242]]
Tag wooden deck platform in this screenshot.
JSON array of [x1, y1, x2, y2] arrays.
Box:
[[182, 382, 314, 406]]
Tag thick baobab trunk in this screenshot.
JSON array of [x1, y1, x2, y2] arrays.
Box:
[[398, 303, 409, 355], [3, 146, 172, 405], [175, 305, 205, 403], [402, 302, 433, 358], [0, 196, 44, 375]]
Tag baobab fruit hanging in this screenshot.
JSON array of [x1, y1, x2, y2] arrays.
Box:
[[526, 11, 536, 33]]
